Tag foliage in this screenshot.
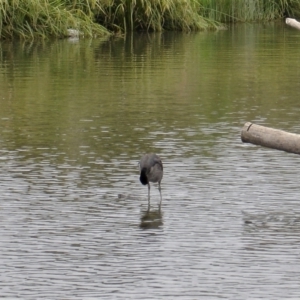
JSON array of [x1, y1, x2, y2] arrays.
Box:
[[199, 0, 300, 23], [0, 0, 109, 39], [1, 0, 300, 39], [284, 0, 300, 18], [95, 0, 220, 32]]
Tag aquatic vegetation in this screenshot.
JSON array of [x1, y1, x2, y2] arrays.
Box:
[[0, 0, 299, 39], [96, 0, 300, 32], [0, 0, 109, 39], [200, 0, 300, 22], [96, 0, 220, 32]]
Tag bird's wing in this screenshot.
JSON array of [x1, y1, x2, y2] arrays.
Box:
[[153, 157, 163, 170]]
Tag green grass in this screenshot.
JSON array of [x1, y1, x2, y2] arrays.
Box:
[[200, 0, 300, 23], [0, 0, 109, 39], [96, 0, 221, 32], [0, 0, 300, 39]]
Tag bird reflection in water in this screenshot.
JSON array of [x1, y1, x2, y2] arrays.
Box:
[[139, 208, 163, 229]]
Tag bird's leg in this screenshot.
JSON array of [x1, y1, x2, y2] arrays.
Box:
[[147, 201, 150, 212], [158, 182, 162, 209], [147, 183, 150, 206]]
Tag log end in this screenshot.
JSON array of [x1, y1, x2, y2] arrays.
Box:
[[241, 122, 253, 143]]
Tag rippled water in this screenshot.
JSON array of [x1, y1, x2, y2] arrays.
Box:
[[1, 23, 300, 299]]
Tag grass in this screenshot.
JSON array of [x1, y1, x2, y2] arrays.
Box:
[[0, 0, 300, 39], [0, 0, 109, 39], [200, 0, 300, 23], [96, 0, 221, 32]]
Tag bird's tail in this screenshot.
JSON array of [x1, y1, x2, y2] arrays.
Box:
[[140, 168, 148, 185]]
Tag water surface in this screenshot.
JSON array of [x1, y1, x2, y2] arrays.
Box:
[[1, 22, 300, 299]]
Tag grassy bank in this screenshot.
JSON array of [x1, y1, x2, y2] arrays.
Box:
[[96, 0, 300, 31], [0, 0, 109, 39], [0, 0, 300, 39], [95, 0, 220, 32], [201, 0, 300, 23]]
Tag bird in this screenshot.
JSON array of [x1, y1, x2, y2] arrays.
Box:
[[139, 153, 163, 208]]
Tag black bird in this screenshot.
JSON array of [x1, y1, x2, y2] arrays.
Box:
[[139, 153, 163, 207]]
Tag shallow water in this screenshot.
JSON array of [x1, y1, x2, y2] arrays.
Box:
[[1, 22, 300, 299]]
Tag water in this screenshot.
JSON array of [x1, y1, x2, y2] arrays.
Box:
[[1, 22, 300, 299]]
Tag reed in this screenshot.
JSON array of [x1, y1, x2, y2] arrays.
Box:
[[96, 0, 220, 32], [200, 0, 300, 23], [284, 0, 300, 18], [0, 0, 300, 39], [96, 0, 300, 31], [0, 0, 109, 39]]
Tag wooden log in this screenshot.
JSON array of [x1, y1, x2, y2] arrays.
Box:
[[241, 122, 300, 155], [285, 18, 300, 30]]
